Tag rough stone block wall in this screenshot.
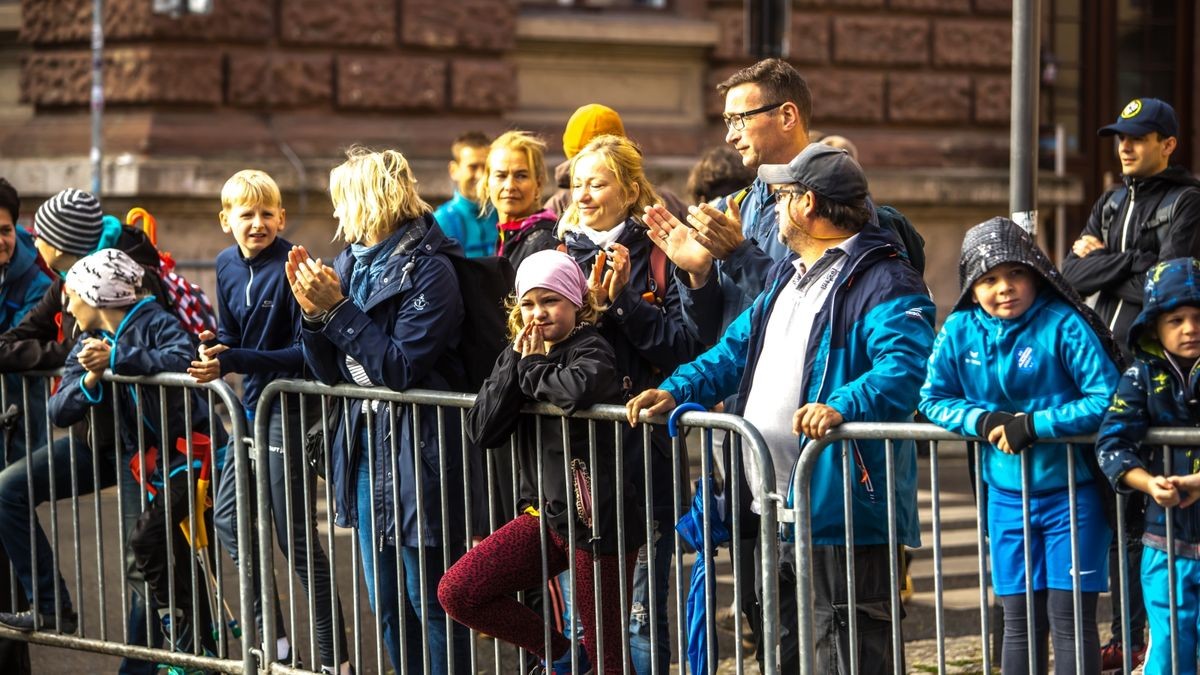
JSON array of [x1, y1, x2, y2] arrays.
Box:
[[17, 0, 519, 152], [707, 0, 1012, 168]]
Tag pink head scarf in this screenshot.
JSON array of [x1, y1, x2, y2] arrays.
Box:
[[515, 250, 589, 308]]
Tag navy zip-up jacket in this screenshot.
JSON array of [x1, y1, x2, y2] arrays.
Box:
[[301, 215, 473, 549], [214, 236, 305, 415], [563, 218, 713, 520], [50, 298, 229, 493]]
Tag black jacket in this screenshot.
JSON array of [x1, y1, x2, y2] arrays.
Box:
[[467, 326, 643, 555], [1062, 165, 1200, 357]]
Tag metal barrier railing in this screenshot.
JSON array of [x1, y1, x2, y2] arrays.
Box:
[[0, 370, 254, 675], [253, 379, 779, 675], [788, 422, 1200, 675]]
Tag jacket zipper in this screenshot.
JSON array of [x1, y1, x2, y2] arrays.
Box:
[[1109, 184, 1137, 332], [244, 264, 255, 308]]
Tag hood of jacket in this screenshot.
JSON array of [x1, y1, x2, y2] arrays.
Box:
[[956, 216, 1126, 368], [5, 227, 40, 284], [1129, 257, 1200, 358]]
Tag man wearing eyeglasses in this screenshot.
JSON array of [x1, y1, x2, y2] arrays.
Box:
[[644, 58, 812, 345], [631, 144, 934, 673]]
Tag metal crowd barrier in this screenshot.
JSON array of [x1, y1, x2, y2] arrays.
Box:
[[788, 422, 1200, 675], [0, 370, 255, 674], [253, 379, 778, 675]]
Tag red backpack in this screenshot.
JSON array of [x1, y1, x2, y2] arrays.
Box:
[[125, 208, 219, 337]]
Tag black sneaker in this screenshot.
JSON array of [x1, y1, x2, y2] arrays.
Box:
[[0, 608, 78, 633]]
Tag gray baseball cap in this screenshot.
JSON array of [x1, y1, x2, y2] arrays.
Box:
[[757, 143, 869, 206]]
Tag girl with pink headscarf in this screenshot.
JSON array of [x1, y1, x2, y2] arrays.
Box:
[[439, 250, 644, 674]]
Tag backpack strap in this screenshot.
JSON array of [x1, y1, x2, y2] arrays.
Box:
[[1146, 184, 1194, 244], [641, 245, 668, 306], [725, 187, 752, 219], [1099, 185, 1128, 245]]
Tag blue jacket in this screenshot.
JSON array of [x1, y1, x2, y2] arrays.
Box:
[[434, 191, 498, 259], [659, 223, 935, 546], [214, 237, 305, 414], [49, 298, 228, 495], [676, 179, 789, 345], [301, 214, 468, 549], [1098, 257, 1200, 543], [0, 228, 52, 332], [921, 293, 1121, 493], [563, 219, 712, 519]]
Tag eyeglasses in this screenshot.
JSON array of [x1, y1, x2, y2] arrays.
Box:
[[722, 102, 784, 131], [773, 185, 809, 200]]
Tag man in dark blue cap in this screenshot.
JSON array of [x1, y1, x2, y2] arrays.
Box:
[[1062, 96, 1200, 670], [628, 143, 935, 674]]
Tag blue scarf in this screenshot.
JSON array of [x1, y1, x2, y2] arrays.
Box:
[[348, 227, 406, 309]]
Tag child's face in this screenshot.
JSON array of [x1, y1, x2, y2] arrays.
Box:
[[64, 287, 101, 331], [220, 200, 285, 259], [1156, 305, 1200, 361], [519, 288, 578, 345], [972, 262, 1036, 320], [449, 145, 488, 202]]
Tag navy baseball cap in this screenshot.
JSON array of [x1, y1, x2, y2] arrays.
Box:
[[757, 143, 869, 206], [1098, 98, 1179, 138]]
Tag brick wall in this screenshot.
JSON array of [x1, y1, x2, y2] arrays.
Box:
[[707, 0, 1013, 169], [15, 0, 518, 158]]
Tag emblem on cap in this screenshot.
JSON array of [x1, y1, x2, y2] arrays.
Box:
[[1121, 99, 1143, 119]]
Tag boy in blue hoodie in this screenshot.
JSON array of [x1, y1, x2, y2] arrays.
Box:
[[920, 218, 1123, 675], [188, 169, 349, 674], [1097, 257, 1200, 675], [48, 248, 228, 661]]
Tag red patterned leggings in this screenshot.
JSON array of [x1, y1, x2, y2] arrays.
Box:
[[437, 514, 633, 673]]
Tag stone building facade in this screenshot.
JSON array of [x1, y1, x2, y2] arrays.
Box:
[[0, 0, 1195, 316]]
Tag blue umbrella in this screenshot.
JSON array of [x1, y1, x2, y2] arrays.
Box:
[[670, 404, 731, 675]]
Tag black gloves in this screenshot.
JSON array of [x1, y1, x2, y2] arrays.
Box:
[[976, 411, 1015, 438], [1001, 414, 1038, 453], [976, 411, 1038, 453]]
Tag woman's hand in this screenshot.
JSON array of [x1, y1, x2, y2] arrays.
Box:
[[589, 244, 631, 306], [286, 245, 344, 314]]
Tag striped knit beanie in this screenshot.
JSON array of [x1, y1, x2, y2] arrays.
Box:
[[34, 189, 104, 256]]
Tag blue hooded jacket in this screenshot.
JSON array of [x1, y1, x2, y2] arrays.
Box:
[[49, 298, 229, 493], [921, 218, 1122, 494], [659, 220, 935, 547], [433, 191, 498, 259], [0, 227, 52, 332], [1097, 257, 1200, 544], [301, 214, 471, 549]]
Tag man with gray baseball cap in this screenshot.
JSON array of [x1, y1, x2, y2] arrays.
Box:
[[628, 144, 934, 673]]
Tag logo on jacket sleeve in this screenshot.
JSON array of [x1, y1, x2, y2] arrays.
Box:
[[413, 294, 428, 311]]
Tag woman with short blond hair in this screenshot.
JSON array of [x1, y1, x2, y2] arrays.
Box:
[[480, 130, 560, 270], [286, 145, 471, 675]]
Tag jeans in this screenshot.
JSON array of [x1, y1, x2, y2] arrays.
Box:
[[354, 459, 469, 674], [213, 408, 349, 667], [0, 433, 161, 674], [630, 521, 673, 675]]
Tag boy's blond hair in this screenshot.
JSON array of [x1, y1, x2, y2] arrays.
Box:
[[329, 146, 431, 245], [505, 289, 604, 341], [477, 131, 547, 216], [221, 169, 282, 211], [558, 134, 659, 237]]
